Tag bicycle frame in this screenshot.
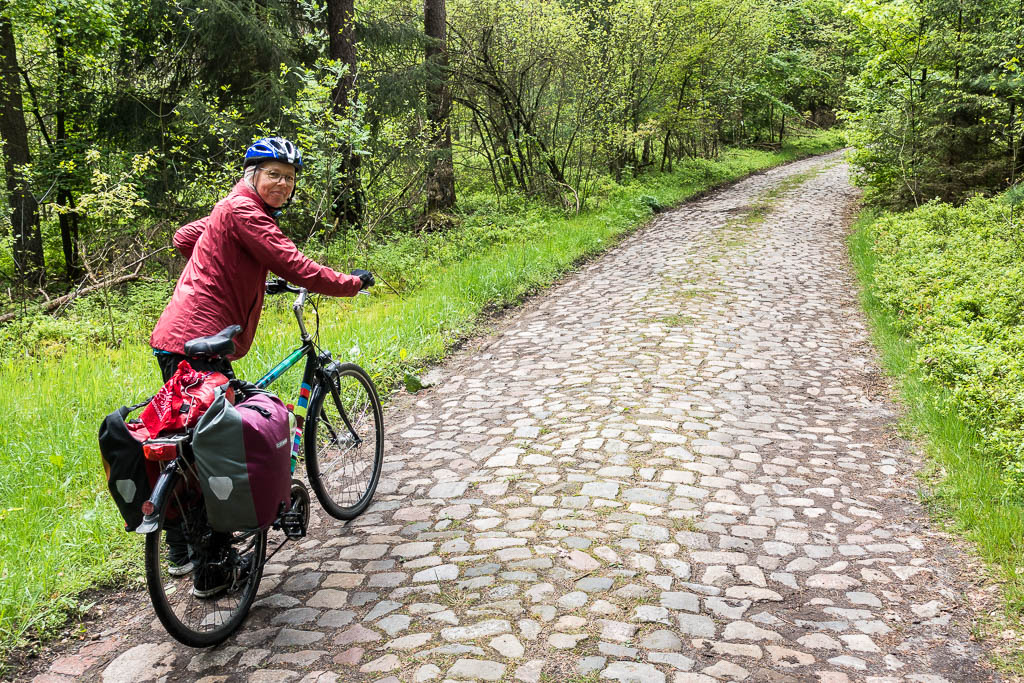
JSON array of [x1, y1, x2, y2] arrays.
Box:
[[253, 288, 325, 468], [253, 287, 356, 467]]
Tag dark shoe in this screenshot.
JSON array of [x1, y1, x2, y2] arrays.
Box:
[[192, 564, 229, 599]]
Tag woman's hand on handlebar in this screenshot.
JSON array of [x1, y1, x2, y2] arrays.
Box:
[[267, 273, 372, 297], [350, 269, 375, 290], [266, 277, 297, 295]]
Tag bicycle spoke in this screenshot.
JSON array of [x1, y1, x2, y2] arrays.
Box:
[[145, 475, 266, 647], [315, 408, 365, 506]]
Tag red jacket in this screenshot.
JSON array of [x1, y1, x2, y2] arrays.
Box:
[[150, 181, 362, 359]]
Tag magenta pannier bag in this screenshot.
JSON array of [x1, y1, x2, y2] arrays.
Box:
[[191, 389, 292, 532]]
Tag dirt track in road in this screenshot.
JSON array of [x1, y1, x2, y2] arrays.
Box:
[[17, 152, 1000, 682]]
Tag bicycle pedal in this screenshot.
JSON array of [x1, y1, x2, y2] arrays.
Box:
[[280, 511, 307, 539]]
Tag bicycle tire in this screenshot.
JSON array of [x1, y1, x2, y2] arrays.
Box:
[[144, 478, 266, 647], [305, 362, 384, 520]]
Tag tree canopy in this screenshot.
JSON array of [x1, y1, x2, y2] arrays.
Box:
[[5, 0, 1017, 299]]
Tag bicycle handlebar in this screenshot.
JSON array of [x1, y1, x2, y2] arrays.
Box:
[[266, 277, 300, 295], [267, 277, 370, 297], [266, 277, 369, 343]]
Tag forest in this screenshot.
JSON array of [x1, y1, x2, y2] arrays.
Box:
[[2, 0, 1020, 297], [2, 0, 853, 298], [1, 0, 1023, 669]]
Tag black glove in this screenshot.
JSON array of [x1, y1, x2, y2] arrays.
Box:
[[351, 269, 375, 290], [265, 277, 289, 295]]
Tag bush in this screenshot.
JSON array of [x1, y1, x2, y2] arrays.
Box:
[[869, 194, 1024, 491]]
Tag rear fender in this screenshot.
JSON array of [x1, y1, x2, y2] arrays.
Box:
[[135, 461, 182, 534]]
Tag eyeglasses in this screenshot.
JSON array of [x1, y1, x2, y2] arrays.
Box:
[[261, 168, 296, 185]]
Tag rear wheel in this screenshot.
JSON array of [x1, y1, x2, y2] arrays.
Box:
[[305, 363, 384, 519], [144, 473, 265, 647]]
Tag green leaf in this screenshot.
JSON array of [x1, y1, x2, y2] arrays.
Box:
[[403, 373, 428, 393]]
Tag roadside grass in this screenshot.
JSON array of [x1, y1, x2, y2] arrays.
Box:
[[0, 130, 843, 664], [849, 211, 1024, 669]]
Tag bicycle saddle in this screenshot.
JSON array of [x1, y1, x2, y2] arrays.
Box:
[[183, 325, 242, 358]]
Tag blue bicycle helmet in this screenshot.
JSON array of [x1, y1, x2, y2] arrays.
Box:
[[243, 137, 304, 171]]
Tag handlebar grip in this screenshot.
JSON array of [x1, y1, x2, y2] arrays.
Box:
[[266, 278, 303, 295]]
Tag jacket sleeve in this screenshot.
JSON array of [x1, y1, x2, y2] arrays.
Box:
[[231, 202, 363, 297], [173, 217, 210, 259]]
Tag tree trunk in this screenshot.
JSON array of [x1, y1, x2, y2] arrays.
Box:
[[327, 0, 364, 228], [0, 11, 43, 282], [55, 25, 81, 280], [424, 0, 455, 214]]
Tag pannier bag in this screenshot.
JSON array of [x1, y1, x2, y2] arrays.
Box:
[[191, 389, 292, 533], [99, 402, 159, 531], [140, 360, 231, 436]]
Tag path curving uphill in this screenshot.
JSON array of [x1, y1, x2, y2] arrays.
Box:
[[21, 152, 997, 682]]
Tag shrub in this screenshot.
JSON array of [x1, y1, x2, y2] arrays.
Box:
[[869, 194, 1024, 491]]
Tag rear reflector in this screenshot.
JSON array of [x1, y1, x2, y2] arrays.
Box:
[[141, 500, 155, 516], [143, 442, 178, 461]]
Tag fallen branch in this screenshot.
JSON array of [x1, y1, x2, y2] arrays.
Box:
[[0, 270, 143, 325], [0, 245, 173, 325], [554, 180, 580, 215]]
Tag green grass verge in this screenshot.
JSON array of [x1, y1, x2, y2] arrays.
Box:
[[0, 130, 843, 664], [849, 211, 1024, 671]]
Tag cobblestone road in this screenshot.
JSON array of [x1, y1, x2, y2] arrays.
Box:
[[23, 153, 997, 682]]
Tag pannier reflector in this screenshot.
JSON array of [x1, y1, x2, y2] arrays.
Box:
[[208, 476, 234, 501], [143, 442, 178, 461], [115, 479, 137, 503]]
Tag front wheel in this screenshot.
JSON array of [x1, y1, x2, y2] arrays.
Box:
[[144, 474, 266, 647], [305, 363, 384, 520]]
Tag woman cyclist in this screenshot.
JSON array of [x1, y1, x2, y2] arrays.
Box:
[[149, 136, 374, 597]]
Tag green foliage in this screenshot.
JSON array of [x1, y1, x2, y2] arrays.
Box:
[[842, 0, 1024, 208], [850, 208, 1024, 632], [867, 194, 1024, 491], [1002, 183, 1024, 207], [0, 282, 173, 360], [1, 0, 852, 299]]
